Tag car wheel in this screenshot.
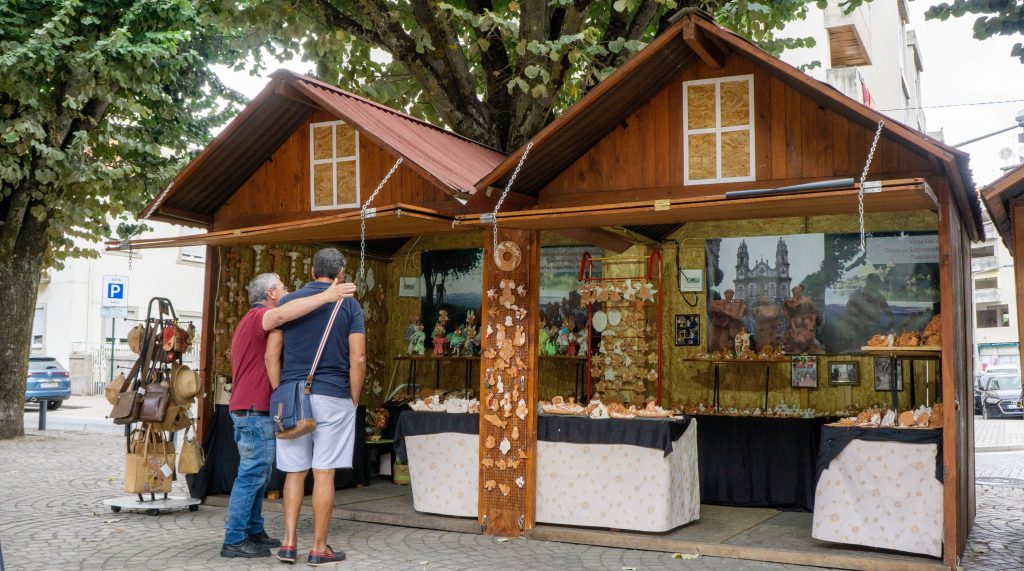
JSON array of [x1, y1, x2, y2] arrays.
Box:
[[46, 400, 62, 410]]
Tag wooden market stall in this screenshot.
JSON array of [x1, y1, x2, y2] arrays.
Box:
[[459, 9, 979, 569], [110, 9, 982, 570]]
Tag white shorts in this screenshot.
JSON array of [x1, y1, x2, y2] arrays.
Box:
[[275, 394, 356, 472]]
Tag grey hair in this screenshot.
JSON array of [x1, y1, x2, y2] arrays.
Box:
[[247, 273, 280, 304], [312, 247, 346, 279]]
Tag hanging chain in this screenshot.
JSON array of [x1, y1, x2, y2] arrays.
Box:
[[492, 140, 534, 253], [359, 157, 403, 282], [858, 120, 885, 255]]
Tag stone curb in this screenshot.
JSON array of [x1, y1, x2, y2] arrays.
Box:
[[976, 444, 1024, 453]]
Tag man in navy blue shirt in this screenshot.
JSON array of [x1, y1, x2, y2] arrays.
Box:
[[266, 247, 365, 566]]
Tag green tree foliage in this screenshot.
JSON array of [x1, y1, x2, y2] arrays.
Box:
[[0, 0, 243, 438], [212, 0, 857, 152], [925, 1, 1024, 63]]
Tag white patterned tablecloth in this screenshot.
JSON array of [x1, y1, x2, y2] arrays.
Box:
[[404, 420, 701, 532], [812, 438, 943, 557], [405, 432, 480, 518], [535, 419, 700, 532]]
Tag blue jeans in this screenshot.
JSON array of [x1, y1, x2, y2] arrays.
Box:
[[224, 414, 275, 545]]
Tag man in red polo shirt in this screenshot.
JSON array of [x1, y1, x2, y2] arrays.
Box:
[[221, 272, 354, 559]]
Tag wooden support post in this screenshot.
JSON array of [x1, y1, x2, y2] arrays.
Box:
[[197, 245, 220, 443], [478, 228, 539, 536], [1012, 200, 1024, 364]]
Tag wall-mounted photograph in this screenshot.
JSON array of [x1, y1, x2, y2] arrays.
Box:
[[675, 314, 701, 346], [829, 361, 860, 386], [873, 358, 904, 391], [791, 356, 818, 389]]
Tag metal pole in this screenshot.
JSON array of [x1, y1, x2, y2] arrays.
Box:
[[38, 399, 46, 430], [109, 317, 116, 384]]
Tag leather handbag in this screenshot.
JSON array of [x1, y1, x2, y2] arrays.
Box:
[[139, 378, 171, 423], [110, 326, 158, 424], [177, 423, 204, 475], [270, 300, 344, 440]]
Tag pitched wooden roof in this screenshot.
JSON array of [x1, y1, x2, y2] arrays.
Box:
[[140, 70, 504, 227], [981, 164, 1024, 248], [477, 10, 983, 240]]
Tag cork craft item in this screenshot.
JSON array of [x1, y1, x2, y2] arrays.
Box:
[[494, 241, 522, 271]]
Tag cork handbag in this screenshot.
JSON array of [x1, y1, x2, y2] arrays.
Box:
[[270, 300, 343, 440]]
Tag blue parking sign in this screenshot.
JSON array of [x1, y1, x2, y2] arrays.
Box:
[[102, 275, 128, 307]]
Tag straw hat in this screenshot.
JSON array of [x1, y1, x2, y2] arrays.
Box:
[[171, 363, 200, 406], [126, 325, 145, 354]]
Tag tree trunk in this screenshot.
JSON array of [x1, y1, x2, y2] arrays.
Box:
[[0, 208, 50, 439]]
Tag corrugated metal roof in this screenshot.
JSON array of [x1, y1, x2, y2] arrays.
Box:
[[288, 71, 504, 196], [141, 71, 504, 226], [981, 164, 1024, 249]]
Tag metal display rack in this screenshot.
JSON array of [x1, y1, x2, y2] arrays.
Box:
[[579, 250, 664, 403], [105, 297, 200, 516]]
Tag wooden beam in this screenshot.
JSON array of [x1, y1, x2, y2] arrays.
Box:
[[1013, 200, 1024, 368], [682, 18, 725, 70], [466, 186, 539, 212], [155, 205, 213, 227], [553, 227, 634, 253], [273, 81, 321, 108]]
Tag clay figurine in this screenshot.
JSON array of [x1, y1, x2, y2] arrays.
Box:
[[734, 325, 751, 355], [408, 322, 426, 355], [447, 325, 466, 356], [432, 323, 447, 356]]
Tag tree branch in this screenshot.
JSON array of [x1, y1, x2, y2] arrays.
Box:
[[315, 0, 384, 46]]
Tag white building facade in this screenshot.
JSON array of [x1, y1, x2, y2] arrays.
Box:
[[972, 213, 1020, 372], [780, 0, 926, 131], [33, 222, 207, 395]]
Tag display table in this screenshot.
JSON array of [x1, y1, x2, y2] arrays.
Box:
[[812, 425, 943, 557], [693, 414, 831, 511], [394, 412, 700, 531]]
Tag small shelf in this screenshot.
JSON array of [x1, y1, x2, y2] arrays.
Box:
[[860, 346, 941, 358]]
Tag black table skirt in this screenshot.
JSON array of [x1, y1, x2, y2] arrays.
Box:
[[817, 425, 943, 483], [187, 404, 366, 500], [393, 411, 691, 464], [693, 414, 832, 512]]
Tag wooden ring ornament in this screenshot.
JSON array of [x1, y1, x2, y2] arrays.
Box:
[[494, 241, 522, 271]]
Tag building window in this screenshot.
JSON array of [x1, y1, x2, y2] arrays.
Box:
[[975, 277, 998, 290], [977, 304, 1010, 328], [31, 307, 44, 349], [769, 283, 777, 299], [178, 227, 206, 263], [735, 285, 744, 299], [971, 245, 995, 258], [310, 120, 360, 210], [682, 75, 755, 184]]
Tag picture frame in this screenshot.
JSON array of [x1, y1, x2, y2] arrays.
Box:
[[873, 357, 904, 391], [675, 314, 701, 346], [791, 356, 818, 389], [399, 277, 422, 297], [829, 361, 860, 386]]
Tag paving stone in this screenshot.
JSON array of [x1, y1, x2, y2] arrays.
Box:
[[6, 429, 1024, 570]]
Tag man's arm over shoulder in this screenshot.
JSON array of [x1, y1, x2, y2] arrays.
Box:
[[261, 280, 356, 331]]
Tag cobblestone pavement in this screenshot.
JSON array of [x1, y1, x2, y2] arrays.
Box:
[[0, 430, 823, 571], [962, 451, 1024, 570], [973, 418, 1024, 452]]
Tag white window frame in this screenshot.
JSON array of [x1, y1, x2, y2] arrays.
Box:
[[682, 74, 755, 185], [32, 305, 45, 350], [309, 120, 360, 211]]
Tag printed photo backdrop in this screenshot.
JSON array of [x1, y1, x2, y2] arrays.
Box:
[[705, 231, 939, 354], [419, 246, 599, 336]]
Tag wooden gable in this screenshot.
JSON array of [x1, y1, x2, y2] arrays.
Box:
[[536, 53, 937, 209], [214, 110, 452, 231]]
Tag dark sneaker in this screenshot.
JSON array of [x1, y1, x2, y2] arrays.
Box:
[[220, 538, 271, 558], [248, 529, 283, 548], [277, 545, 297, 564], [307, 546, 346, 567]]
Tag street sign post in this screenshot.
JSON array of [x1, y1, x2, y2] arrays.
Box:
[[102, 275, 129, 385]]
